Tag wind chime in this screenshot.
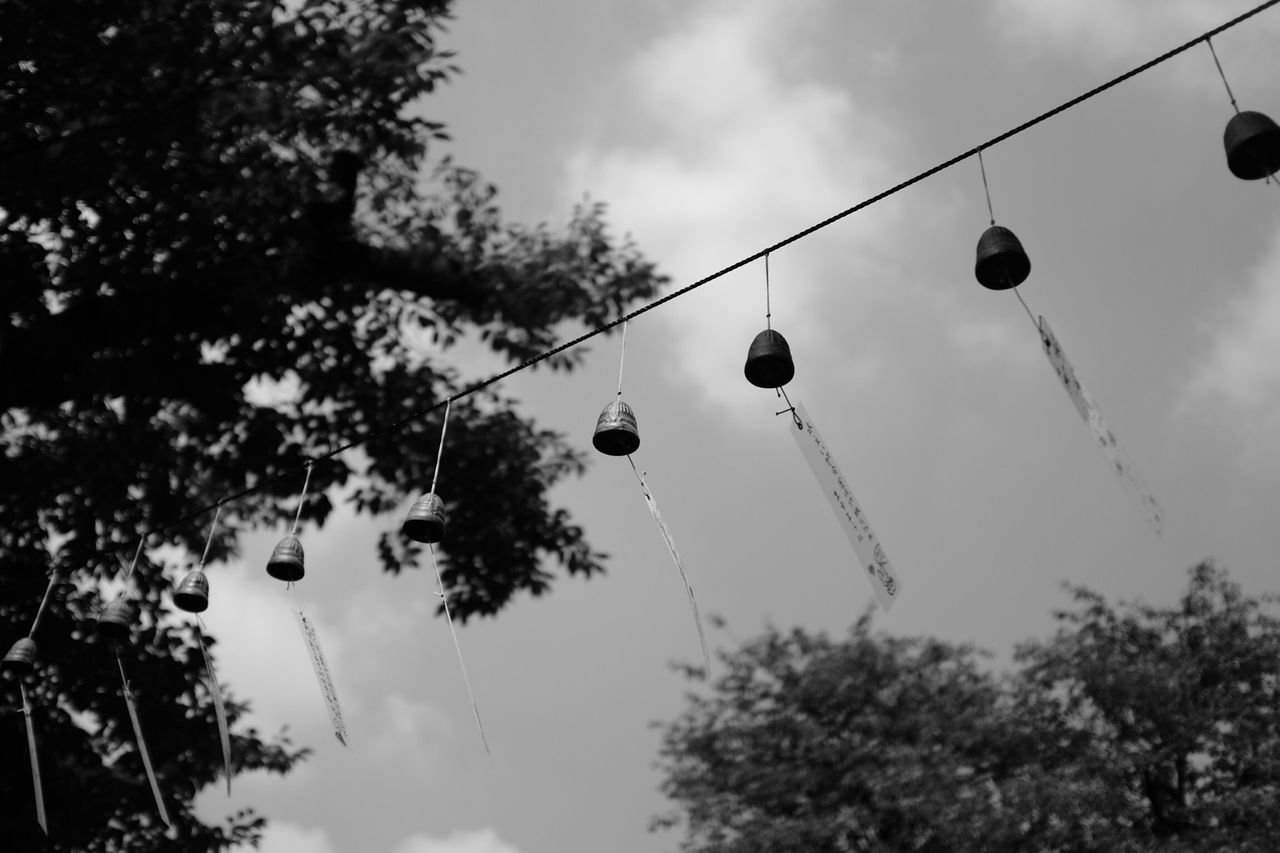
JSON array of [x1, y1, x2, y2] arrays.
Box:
[[400, 400, 490, 753], [264, 462, 349, 747], [592, 321, 711, 677], [972, 150, 1164, 533], [3, 571, 59, 834], [1208, 37, 1280, 183], [172, 507, 234, 795], [742, 255, 902, 611]]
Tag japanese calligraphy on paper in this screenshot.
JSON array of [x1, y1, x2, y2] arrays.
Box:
[[789, 400, 901, 611]]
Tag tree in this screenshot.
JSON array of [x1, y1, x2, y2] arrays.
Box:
[[0, 0, 665, 849], [655, 563, 1280, 852]]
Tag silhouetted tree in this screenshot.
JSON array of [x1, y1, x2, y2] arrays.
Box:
[[0, 0, 665, 849]]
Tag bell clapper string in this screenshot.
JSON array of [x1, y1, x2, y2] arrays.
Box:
[[428, 542, 489, 755], [775, 386, 802, 429], [626, 454, 650, 499], [1012, 285, 1040, 331], [978, 148, 996, 226]]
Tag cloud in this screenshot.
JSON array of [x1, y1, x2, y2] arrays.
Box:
[[1182, 222, 1280, 447], [562, 0, 910, 417], [255, 824, 524, 853]]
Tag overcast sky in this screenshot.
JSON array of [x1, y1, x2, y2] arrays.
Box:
[[184, 2, 1280, 852]]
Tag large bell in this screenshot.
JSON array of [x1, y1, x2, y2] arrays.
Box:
[[402, 492, 447, 544], [974, 225, 1031, 290], [3, 637, 36, 674], [174, 569, 210, 613], [97, 598, 138, 643], [592, 399, 640, 456], [266, 535, 305, 582], [1224, 110, 1280, 180], [744, 329, 796, 388]]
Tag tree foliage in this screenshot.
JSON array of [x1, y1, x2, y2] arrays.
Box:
[[0, 0, 664, 849], [656, 563, 1280, 852]]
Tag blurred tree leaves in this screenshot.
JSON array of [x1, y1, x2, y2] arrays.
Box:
[[656, 563, 1280, 852]]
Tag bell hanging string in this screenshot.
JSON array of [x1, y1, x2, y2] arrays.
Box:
[[744, 253, 796, 389], [1207, 38, 1280, 182], [593, 319, 641, 456]]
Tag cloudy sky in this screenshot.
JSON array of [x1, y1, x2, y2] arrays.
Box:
[[187, 2, 1280, 852]]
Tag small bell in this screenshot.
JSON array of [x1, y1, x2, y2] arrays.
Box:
[[266, 535, 305, 582], [97, 598, 138, 643], [592, 399, 640, 456], [1224, 110, 1280, 180], [974, 225, 1031, 291], [173, 569, 210, 613], [402, 492, 447, 544], [744, 329, 796, 388], [3, 637, 37, 674]]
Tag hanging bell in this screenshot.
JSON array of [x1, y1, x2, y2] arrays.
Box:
[[97, 598, 138, 643], [173, 569, 210, 613], [974, 225, 1031, 291], [744, 329, 796, 389], [592, 398, 640, 456], [3, 637, 36, 674], [266, 535, 305, 582], [1224, 110, 1280, 180], [402, 492, 447, 544]]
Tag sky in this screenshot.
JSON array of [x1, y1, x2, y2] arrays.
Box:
[[181, 2, 1280, 852]]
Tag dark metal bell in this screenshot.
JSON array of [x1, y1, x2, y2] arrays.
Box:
[[592, 399, 640, 456], [975, 225, 1031, 290], [744, 329, 796, 388], [174, 569, 209, 613], [402, 492, 447, 544], [266, 535, 305, 582], [4, 637, 36, 674], [1224, 110, 1280, 180], [97, 598, 138, 642]]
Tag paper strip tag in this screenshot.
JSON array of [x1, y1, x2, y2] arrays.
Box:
[[639, 477, 712, 678], [117, 653, 171, 827], [20, 683, 47, 834], [789, 400, 901, 611], [294, 608, 349, 747], [1038, 317, 1164, 534], [196, 622, 234, 793]]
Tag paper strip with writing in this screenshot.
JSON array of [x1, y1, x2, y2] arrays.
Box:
[[294, 608, 349, 747], [196, 622, 234, 793], [116, 652, 171, 827], [638, 476, 712, 678], [1038, 316, 1164, 534], [789, 399, 901, 611], [20, 683, 47, 834]]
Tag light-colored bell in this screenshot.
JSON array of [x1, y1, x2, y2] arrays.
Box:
[[3, 637, 36, 673], [266, 535, 305, 582], [402, 493, 447, 543], [744, 329, 796, 389], [592, 399, 640, 456], [174, 569, 210, 613], [1224, 110, 1280, 180], [974, 225, 1031, 290], [97, 598, 138, 642]]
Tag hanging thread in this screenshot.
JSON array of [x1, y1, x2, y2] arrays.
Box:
[[430, 400, 452, 496], [428, 543, 490, 754], [290, 463, 313, 539], [615, 320, 628, 398], [1206, 37, 1241, 113], [199, 505, 223, 569], [124, 538, 146, 581], [978, 149, 996, 226], [764, 253, 772, 330], [27, 573, 59, 638]]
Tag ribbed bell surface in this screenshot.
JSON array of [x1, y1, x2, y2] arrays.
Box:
[[3, 637, 36, 674], [974, 225, 1031, 290], [173, 569, 210, 613], [402, 492, 447, 544], [744, 329, 796, 388], [1224, 110, 1280, 180], [97, 598, 138, 642], [592, 399, 640, 457], [266, 535, 306, 582]]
